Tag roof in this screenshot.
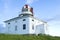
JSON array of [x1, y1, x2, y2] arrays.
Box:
[[4, 15, 29, 23], [30, 16, 47, 23], [4, 15, 47, 23], [4, 16, 20, 23]]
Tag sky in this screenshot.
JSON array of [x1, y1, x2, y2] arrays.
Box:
[[0, 0, 60, 36]]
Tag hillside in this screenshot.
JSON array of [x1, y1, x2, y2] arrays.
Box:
[[0, 34, 60, 40]]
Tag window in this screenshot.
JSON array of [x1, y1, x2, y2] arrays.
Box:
[[8, 23, 10, 24], [22, 8, 28, 12], [23, 19, 26, 21], [23, 24, 26, 30], [15, 26, 17, 31], [32, 19, 34, 21], [32, 25, 34, 30]]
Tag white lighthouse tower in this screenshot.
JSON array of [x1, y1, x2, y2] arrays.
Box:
[[4, 4, 47, 35]]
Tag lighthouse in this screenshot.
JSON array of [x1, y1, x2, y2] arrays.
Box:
[[4, 4, 47, 35]]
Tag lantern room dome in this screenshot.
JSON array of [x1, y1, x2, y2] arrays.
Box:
[[19, 4, 34, 16], [23, 4, 31, 8]]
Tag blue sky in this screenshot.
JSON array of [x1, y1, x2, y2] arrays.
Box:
[[0, 0, 60, 36]]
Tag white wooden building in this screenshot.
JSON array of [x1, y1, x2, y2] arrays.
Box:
[[4, 4, 47, 35]]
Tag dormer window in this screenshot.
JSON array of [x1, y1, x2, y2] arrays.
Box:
[[23, 19, 26, 21], [32, 19, 34, 21], [8, 23, 10, 24]]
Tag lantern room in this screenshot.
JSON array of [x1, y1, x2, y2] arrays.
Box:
[[19, 4, 33, 16]]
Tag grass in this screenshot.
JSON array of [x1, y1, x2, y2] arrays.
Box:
[[0, 34, 60, 40]]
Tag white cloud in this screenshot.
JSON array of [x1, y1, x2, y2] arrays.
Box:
[[25, 0, 39, 4], [48, 20, 60, 36]]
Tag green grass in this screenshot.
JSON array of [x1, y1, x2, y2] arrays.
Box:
[[0, 34, 60, 40]]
